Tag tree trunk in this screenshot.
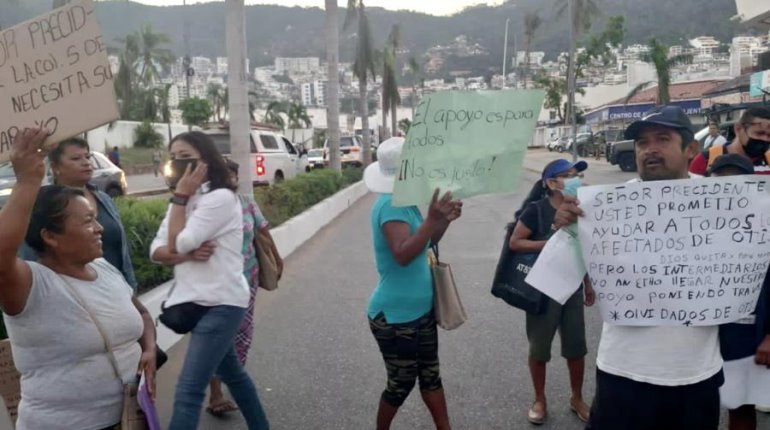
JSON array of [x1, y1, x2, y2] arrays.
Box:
[[381, 96, 388, 141], [359, 79, 372, 166], [523, 38, 531, 89], [325, 0, 341, 172], [225, 0, 252, 192], [391, 101, 397, 138]]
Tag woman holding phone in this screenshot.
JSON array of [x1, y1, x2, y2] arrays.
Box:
[[150, 132, 269, 430]]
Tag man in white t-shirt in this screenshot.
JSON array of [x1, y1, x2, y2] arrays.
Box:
[[554, 106, 724, 430], [704, 121, 727, 149]]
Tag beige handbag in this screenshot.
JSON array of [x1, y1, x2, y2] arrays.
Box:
[[255, 230, 280, 291], [429, 246, 467, 330], [59, 276, 148, 430]]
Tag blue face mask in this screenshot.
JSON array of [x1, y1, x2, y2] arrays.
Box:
[[562, 176, 582, 197]]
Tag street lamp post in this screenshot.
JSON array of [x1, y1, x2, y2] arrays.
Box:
[[226, 0, 253, 193], [502, 18, 510, 88], [567, 0, 579, 162]]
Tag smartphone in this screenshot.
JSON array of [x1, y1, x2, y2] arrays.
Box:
[[168, 159, 198, 189]]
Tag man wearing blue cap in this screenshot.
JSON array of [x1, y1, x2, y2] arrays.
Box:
[[553, 106, 723, 430]]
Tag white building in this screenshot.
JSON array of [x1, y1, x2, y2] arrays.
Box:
[[217, 57, 228, 75], [689, 36, 721, 55], [627, 61, 656, 89], [191, 57, 215, 77], [515, 51, 545, 66], [300, 80, 328, 106], [108, 55, 120, 75], [275, 57, 320, 74]]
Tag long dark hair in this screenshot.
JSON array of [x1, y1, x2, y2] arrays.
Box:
[[513, 180, 547, 222], [26, 185, 86, 253], [169, 131, 236, 192]]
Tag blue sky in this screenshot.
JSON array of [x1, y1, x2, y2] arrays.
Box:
[[130, 1, 505, 16]]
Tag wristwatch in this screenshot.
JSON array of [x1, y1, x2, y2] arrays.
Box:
[[169, 193, 190, 206]]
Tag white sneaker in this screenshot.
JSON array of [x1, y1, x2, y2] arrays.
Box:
[[756, 405, 770, 413]]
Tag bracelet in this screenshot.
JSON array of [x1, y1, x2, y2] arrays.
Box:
[[169, 193, 189, 206]]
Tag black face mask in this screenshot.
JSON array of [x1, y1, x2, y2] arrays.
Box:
[[744, 137, 770, 158], [168, 159, 198, 189]]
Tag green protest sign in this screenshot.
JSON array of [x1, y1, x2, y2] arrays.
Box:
[[392, 90, 545, 207]]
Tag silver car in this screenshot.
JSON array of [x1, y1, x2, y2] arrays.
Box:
[[0, 151, 128, 208]]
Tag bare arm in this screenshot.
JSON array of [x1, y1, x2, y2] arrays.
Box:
[[383, 219, 440, 267], [509, 222, 547, 253], [0, 128, 50, 315], [151, 245, 192, 266], [132, 296, 157, 396]]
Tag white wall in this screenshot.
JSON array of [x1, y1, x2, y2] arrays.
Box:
[[85, 121, 192, 151]]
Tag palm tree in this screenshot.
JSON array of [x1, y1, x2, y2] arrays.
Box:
[[383, 25, 401, 138], [522, 11, 543, 88], [248, 91, 260, 121], [157, 84, 173, 142], [286, 102, 313, 144], [624, 38, 692, 105], [264, 101, 287, 130], [407, 57, 423, 118], [325, 0, 342, 172], [114, 34, 140, 119], [346, 0, 377, 166], [135, 24, 174, 86]]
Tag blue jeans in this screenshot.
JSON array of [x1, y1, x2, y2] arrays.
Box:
[[169, 305, 269, 430]]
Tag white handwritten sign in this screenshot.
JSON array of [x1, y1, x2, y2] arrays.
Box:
[[578, 177, 770, 326], [0, 0, 118, 162]]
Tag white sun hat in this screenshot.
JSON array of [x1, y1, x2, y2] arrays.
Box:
[[364, 137, 405, 194]]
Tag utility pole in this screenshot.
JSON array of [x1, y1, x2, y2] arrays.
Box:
[[183, 0, 192, 130], [502, 18, 510, 88], [226, 0, 253, 192], [325, 0, 341, 172], [567, 0, 579, 162]]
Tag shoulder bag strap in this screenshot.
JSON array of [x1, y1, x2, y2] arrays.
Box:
[[535, 201, 546, 240], [57, 274, 122, 380]]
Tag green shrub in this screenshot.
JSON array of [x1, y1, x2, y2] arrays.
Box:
[[116, 198, 173, 294]]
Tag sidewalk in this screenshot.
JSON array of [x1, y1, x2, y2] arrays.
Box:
[[126, 173, 168, 196]]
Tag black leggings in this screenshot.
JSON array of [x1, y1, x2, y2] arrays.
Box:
[[369, 310, 442, 407]]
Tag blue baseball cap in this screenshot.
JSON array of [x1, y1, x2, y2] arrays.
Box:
[[624, 105, 694, 141], [542, 159, 588, 180]]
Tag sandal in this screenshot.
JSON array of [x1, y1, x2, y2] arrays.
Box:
[[527, 401, 547, 425], [206, 400, 239, 417], [570, 398, 590, 423]]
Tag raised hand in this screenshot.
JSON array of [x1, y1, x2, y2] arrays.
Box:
[[553, 195, 584, 230], [175, 162, 208, 196], [11, 128, 50, 185], [428, 189, 457, 223]]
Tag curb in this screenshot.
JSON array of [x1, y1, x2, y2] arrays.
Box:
[[127, 188, 168, 198], [139, 181, 370, 351]]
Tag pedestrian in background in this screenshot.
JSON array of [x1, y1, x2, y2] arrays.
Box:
[[707, 154, 770, 430], [153, 148, 163, 177], [151, 131, 269, 430], [109, 146, 121, 168], [364, 137, 463, 430], [509, 159, 594, 425]]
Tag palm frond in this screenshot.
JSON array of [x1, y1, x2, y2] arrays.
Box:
[[624, 81, 653, 105], [343, 0, 358, 31]]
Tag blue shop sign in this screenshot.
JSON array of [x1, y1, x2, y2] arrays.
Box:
[[587, 100, 702, 124]]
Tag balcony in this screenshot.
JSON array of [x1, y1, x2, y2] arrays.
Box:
[[734, 0, 770, 30]]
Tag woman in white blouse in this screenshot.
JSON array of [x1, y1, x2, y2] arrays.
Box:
[[151, 131, 268, 430]]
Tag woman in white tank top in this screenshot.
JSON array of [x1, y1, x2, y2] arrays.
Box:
[[0, 128, 157, 430]]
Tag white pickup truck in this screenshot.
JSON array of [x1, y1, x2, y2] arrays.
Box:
[[200, 127, 309, 186]]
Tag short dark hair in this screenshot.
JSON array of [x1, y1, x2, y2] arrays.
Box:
[[48, 137, 90, 167], [677, 129, 695, 149], [25, 185, 85, 253], [169, 131, 236, 192], [740, 107, 770, 125], [708, 121, 719, 127]]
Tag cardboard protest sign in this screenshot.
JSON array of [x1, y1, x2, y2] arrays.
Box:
[[578, 176, 770, 326], [0, 0, 118, 162], [0, 341, 20, 426], [392, 90, 544, 207]]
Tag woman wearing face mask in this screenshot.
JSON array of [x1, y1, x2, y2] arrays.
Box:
[[150, 131, 269, 430], [509, 159, 595, 425], [19, 137, 137, 289]]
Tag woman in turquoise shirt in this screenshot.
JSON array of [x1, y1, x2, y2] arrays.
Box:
[[364, 137, 463, 430]]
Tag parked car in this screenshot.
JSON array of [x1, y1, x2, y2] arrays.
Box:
[[607, 139, 637, 172], [323, 135, 377, 167], [165, 126, 308, 186], [0, 151, 127, 208], [307, 148, 325, 169]]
